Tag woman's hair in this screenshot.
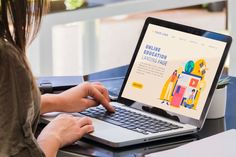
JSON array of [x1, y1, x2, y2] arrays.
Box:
[[0, 0, 48, 54], [0, 0, 49, 90]]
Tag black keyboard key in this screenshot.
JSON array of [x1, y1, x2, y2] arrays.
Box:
[[146, 128, 159, 134], [159, 128, 172, 132], [102, 118, 123, 126], [133, 128, 148, 135]]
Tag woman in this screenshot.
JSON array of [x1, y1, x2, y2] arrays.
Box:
[[0, 0, 114, 157]]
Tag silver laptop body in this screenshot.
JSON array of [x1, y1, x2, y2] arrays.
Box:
[[43, 17, 231, 148]]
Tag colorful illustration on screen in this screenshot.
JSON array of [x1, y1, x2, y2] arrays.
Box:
[[160, 59, 208, 110]]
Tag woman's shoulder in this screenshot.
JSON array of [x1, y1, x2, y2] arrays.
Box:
[[0, 39, 23, 67]]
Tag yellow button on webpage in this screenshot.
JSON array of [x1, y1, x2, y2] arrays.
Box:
[[132, 82, 143, 89]]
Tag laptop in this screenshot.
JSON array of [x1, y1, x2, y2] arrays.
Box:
[[42, 17, 232, 148]]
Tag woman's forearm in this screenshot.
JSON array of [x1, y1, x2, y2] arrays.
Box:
[[37, 133, 61, 157], [40, 94, 65, 115]]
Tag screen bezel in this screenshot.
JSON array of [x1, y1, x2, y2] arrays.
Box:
[[118, 17, 232, 129]]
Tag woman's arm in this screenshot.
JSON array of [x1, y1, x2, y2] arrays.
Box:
[[37, 114, 94, 157], [40, 94, 63, 115], [37, 136, 60, 157], [38, 82, 115, 156], [40, 82, 115, 115]]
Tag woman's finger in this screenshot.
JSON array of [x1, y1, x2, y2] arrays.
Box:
[[87, 86, 115, 112], [81, 98, 98, 108], [92, 84, 110, 101], [76, 117, 93, 127], [79, 125, 94, 135]]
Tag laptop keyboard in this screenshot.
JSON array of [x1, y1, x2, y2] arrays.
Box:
[[80, 106, 183, 135]]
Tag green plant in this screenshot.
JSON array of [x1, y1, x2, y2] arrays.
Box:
[[217, 76, 231, 89], [64, 0, 85, 10]]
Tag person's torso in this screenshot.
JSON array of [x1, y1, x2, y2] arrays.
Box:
[[0, 39, 44, 156]]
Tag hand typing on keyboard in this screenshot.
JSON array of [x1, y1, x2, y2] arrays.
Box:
[[45, 82, 116, 114]]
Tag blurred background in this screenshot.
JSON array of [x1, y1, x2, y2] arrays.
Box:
[[28, 0, 231, 76]]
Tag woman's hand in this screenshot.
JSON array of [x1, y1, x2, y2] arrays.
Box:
[[59, 82, 114, 112], [37, 114, 94, 157], [40, 82, 115, 114]]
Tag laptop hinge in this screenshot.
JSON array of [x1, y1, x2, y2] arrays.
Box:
[[142, 106, 180, 122]]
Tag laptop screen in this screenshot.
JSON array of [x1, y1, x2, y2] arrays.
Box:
[[121, 23, 227, 120]]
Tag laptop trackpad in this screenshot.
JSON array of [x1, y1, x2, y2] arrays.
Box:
[[88, 118, 143, 143]]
